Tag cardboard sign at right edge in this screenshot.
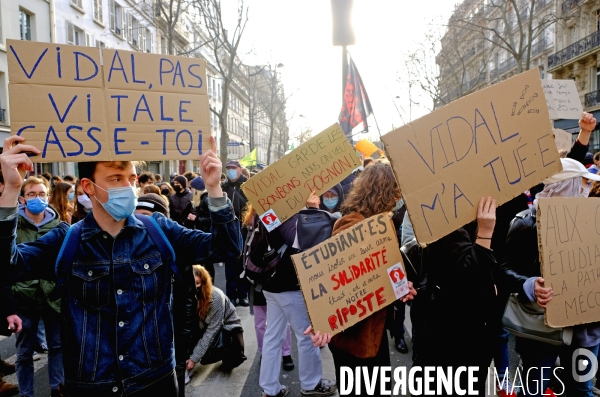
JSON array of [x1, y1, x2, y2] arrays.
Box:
[[381, 69, 562, 245], [537, 197, 600, 328], [542, 79, 583, 120], [241, 124, 361, 230], [553, 128, 573, 153], [291, 213, 409, 337]]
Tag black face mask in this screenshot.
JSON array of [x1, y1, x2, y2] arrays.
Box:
[[173, 185, 182, 193], [161, 189, 170, 196], [195, 288, 202, 299]]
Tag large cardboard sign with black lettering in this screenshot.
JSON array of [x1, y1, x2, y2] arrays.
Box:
[[291, 214, 409, 337], [8, 40, 210, 162], [538, 197, 600, 328], [241, 123, 361, 230], [382, 69, 562, 245]]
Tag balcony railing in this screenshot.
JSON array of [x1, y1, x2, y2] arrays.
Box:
[[498, 57, 517, 75], [0, 109, 6, 124], [561, 0, 583, 15], [490, 68, 499, 81], [531, 38, 552, 56], [548, 30, 600, 69], [585, 90, 600, 108]]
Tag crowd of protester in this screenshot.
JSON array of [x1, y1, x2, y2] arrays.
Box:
[[1, 113, 600, 397]]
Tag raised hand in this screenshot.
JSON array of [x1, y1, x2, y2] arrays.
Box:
[[0, 136, 40, 207], [199, 136, 224, 198], [306, 190, 320, 208], [579, 112, 597, 133]]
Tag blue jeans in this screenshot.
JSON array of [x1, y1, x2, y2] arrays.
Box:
[[224, 257, 248, 300], [36, 319, 45, 347], [560, 342, 600, 397], [516, 337, 560, 397], [494, 327, 511, 384], [16, 308, 63, 396]]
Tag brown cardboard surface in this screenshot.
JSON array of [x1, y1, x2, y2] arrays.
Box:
[[381, 69, 562, 245], [553, 128, 573, 153], [537, 197, 600, 328], [542, 79, 583, 120], [291, 213, 409, 337], [7, 40, 103, 88], [241, 124, 361, 230], [102, 49, 207, 95], [8, 42, 211, 162]]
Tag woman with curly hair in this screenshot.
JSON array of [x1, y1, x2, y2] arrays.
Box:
[[49, 182, 74, 224], [307, 161, 416, 396], [186, 265, 246, 375]]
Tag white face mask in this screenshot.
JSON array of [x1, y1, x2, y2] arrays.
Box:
[[582, 185, 591, 198], [77, 194, 93, 211]]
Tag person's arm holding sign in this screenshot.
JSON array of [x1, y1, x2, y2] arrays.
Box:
[[568, 112, 597, 162]]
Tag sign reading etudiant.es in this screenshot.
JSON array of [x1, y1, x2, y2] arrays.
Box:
[[242, 124, 361, 230], [538, 197, 600, 328], [8, 40, 210, 162], [291, 214, 409, 337], [382, 69, 562, 245]]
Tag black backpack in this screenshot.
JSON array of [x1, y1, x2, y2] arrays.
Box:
[[242, 216, 289, 290]]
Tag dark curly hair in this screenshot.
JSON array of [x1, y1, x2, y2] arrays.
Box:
[[340, 161, 401, 218]]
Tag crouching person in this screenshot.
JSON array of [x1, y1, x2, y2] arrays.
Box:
[[186, 265, 246, 374]]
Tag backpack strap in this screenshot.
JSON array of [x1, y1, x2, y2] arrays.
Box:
[[55, 221, 83, 287], [134, 214, 180, 282]]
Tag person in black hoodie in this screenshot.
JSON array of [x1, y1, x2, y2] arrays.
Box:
[[169, 175, 194, 228], [221, 160, 249, 306], [318, 184, 344, 220]]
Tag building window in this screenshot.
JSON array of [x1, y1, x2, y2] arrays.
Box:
[[66, 22, 87, 46], [93, 0, 103, 24], [109, 1, 124, 37], [70, 0, 84, 12], [19, 10, 31, 41], [539, 66, 545, 79], [160, 36, 167, 55], [145, 28, 152, 53]]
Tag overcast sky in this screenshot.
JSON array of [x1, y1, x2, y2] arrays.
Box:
[[236, 0, 457, 144]]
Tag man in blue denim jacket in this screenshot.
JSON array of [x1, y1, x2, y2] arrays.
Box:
[[0, 136, 242, 397]]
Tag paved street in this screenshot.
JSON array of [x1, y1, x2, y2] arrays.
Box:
[[1, 263, 513, 396]]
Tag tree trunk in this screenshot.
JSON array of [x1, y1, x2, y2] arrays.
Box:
[[266, 120, 274, 165]]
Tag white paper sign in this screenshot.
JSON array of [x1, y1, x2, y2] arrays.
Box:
[[542, 79, 583, 120]]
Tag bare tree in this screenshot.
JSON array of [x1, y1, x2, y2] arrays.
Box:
[[400, 26, 492, 112], [153, 0, 192, 55], [450, 0, 559, 73], [297, 126, 313, 145], [194, 0, 249, 169], [254, 65, 287, 164]]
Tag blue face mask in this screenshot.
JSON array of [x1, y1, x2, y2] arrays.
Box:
[[92, 183, 138, 222], [323, 197, 339, 210], [67, 192, 75, 201], [227, 169, 238, 180], [25, 197, 48, 215], [393, 198, 404, 212]]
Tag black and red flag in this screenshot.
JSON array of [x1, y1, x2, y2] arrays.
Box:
[[338, 57, 373, 138]]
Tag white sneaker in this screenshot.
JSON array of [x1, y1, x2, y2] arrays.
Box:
[[32, 353, 41, 361], [185, 369, 191, 385]]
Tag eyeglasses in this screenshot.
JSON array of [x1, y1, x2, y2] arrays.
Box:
[[25, 192, 48, 199]]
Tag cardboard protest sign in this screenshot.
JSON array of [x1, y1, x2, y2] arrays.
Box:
[[553, 128, 573, 153], [542, 79, 583, 120], [241, 124, 361, 231], [537, 197, 600, 328], [381, 69, 562, 245], [291, 213, 409, 336], [7, 40, 210, 162]]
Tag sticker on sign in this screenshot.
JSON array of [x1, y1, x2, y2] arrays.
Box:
[[387, 264, 410, 299], [259, 209, 281, 231]]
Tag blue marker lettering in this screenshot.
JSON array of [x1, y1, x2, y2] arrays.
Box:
[[110, 95, 128, 122], [48, 93, 77, 123], [516, 143, 536, 178], [56, 47, 62, 79], [134, 94, 154, 122], [159, 58, 174, 86], [160, 96, 173, 121], [197, 130, 203, 153], [130, 53, 146, 84], [113, 127, 131, 155], [74, 52, 99, 81], [65, 125, 84, 156], [10, 45, 47, 79], [17, 125, 35, 136], [446, 116, 474, 162], [156, 129, 175, 155], [453, 183, 473, 218], [473, 108, 497, 153], [87, 94, 91, 122], [85, 127, 102, 156], [172, 61, 185, 87], [179, 100, 192, 122], [408, 127, 437, 174], [483, 157, 501, 191], [188, 65, 203, 88], [420, 193, 449, 236], [491, 102, 518, 142], [108, 51, 128, 83], [176, 129, 192, 155], [43, 126, 66, 158], [500, 152, 522, 185], [537, 134, 556, 167]]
